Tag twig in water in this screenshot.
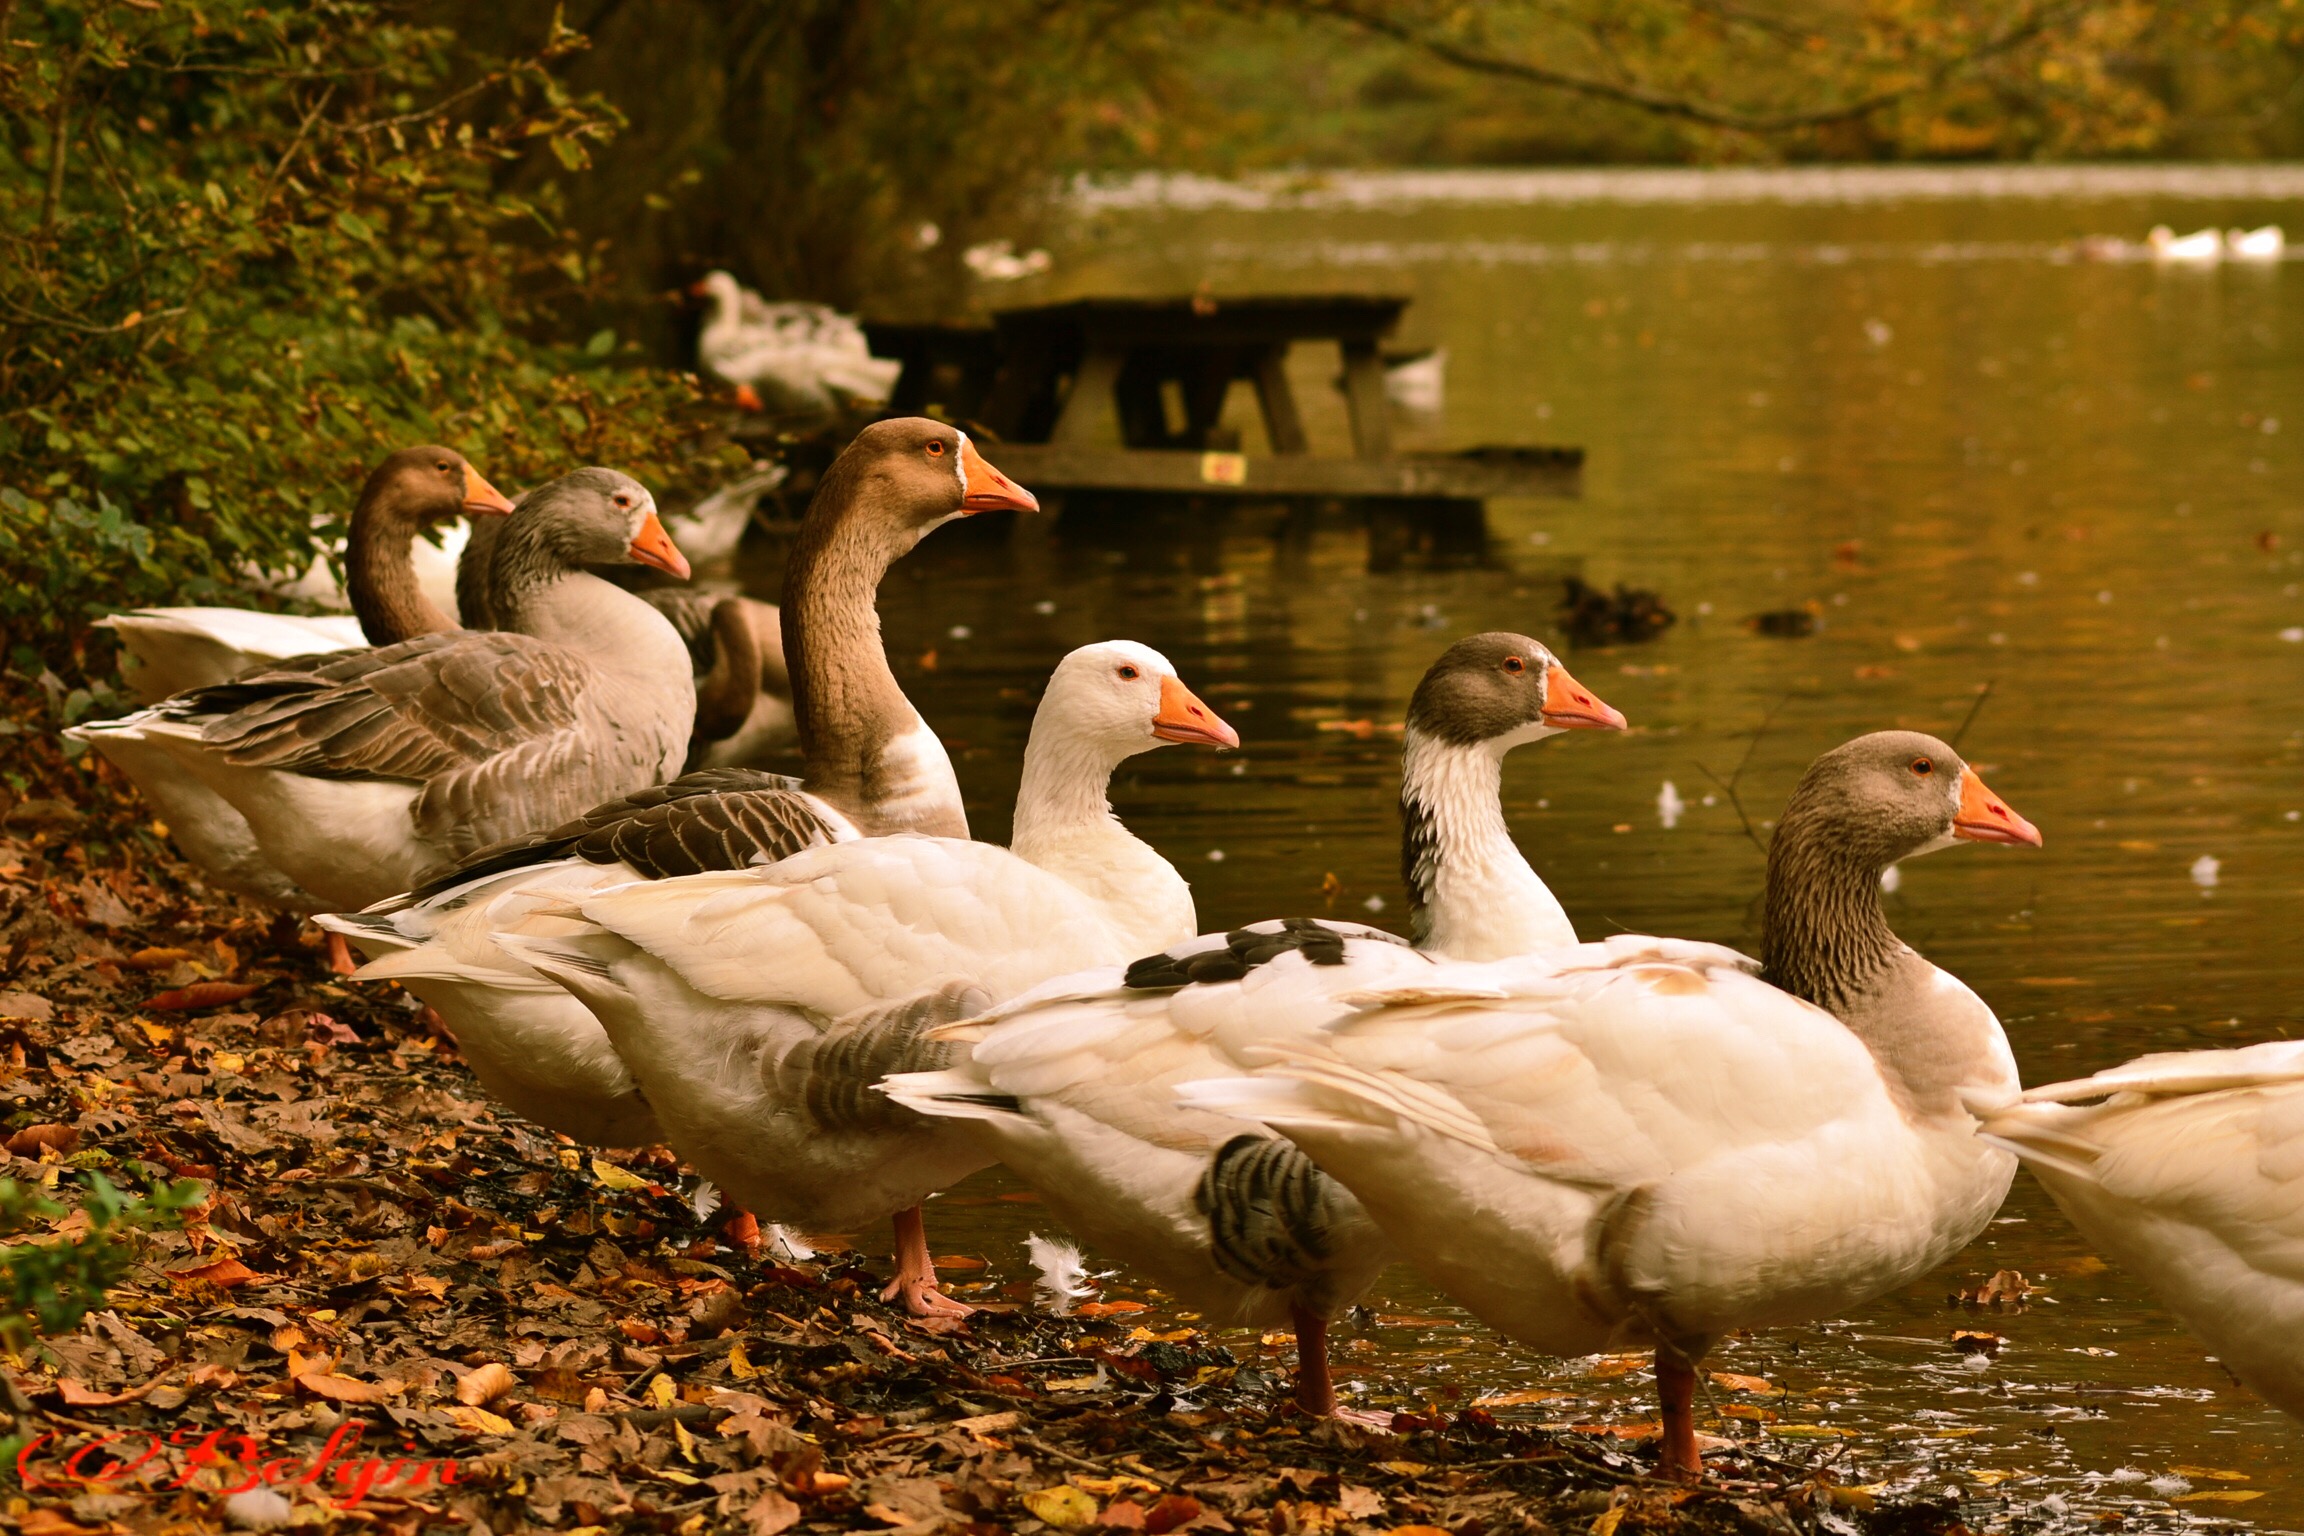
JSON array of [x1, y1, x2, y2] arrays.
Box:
[[1697, 695, 1791, 857], [1949, 679, 1996, 750]]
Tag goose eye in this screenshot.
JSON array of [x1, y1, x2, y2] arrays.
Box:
[[614, 494, 631, 508], [1910, 757, 1934, 776], [925, 440, 947, 458], [1117, 664, 1140, 681], [1502, 655, 1526, 674]]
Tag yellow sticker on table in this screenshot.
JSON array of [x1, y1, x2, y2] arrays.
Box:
[[1200, 452, 1248, 485]]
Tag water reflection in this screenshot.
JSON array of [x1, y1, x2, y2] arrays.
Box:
[[733, 174, 2302, 1525]]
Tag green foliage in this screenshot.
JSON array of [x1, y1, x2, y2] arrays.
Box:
[[0, 1172, 204, 1351], [0, 0, 710, 671]]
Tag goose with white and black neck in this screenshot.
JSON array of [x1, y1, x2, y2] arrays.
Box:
[[1177, 730, 2041, 1478], [880, 632, 1627, 1418], [1397, 634, 1626, 959]]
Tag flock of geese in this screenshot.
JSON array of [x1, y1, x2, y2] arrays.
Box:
[[67, 421, 2304, 1478]]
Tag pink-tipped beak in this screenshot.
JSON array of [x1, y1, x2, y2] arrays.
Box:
[[1152, 674, 1239, 749], [1953, 766, 2042, 847], [959, 437, 1040, 514], [626, 510, 691, 581], [1540, 661, 1629, 731]]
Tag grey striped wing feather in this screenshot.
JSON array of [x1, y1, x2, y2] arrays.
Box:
[[411, 769, 844, 898]]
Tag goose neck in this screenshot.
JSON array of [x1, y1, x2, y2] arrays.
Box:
[[1759, 814, 1903, 1017], [347, 490, 457, 645], [1009, 727, 1127, 859], [1398, 726, 1574, 960], [780, 512, 932, 789]]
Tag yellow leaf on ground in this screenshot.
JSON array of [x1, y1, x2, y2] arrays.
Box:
[[2171, 1466, 2251, 1481], [591, 1158, 647, 1191], [1021, 1486, 1099, 1528], [2177, 1491, 2264, 1504], [1473, 1389, 1571, 1407], [445, 1404, 516, 1436]]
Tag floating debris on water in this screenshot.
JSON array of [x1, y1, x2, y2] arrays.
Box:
[[1658, 780, 1684, 828], [2191, 853, 2221, 889], [1561, 577, 1675, 644], [1881, 864, 1903, 893]]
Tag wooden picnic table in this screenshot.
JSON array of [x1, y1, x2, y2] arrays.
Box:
[[866, 293, 1580, 506]]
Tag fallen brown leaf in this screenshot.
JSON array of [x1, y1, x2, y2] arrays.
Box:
[[457, 1360, 518, 1406], [6, 1122, 79, 1157], [147, 980, 258, 1011]]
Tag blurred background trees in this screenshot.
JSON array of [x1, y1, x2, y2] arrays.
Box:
[[7, 0, 2304, 665]]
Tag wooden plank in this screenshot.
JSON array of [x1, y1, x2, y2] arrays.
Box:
[[1339, 339, 1393, 459], [1251, 345, 1307, 455], [1049, 344, 1127, 446], [989, 445, 1580, 500]]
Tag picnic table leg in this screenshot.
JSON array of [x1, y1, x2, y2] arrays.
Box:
[[1252, 343, 1308, 455], [1340, 339, 1392, 459], [1051, 343, 1127, 447]]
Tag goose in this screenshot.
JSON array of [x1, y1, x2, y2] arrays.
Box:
[[691, 271, 901, 415], [76, 449, 518, 935], [881, 634, 1627, 1416], [311, 421, 1039, 1142], [2226, 224, 2285, 262], [1970, 1042, 2304, 1420], [1169, 731, 2040, 1475], [2148, 225, 2224, 264], [70, 469, 696, 914], [502, 641, 1238, 1316], [100, 446, 514, 701]]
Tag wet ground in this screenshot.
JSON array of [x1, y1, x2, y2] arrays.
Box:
[[723, 167, 2304, 1529]]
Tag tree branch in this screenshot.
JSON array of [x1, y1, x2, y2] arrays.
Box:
[[1252, 0, 2097, 134]]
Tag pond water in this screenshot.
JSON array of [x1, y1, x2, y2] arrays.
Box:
[[730, 166, 2304, 1528]]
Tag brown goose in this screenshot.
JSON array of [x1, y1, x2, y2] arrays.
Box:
[[1175, 731, 2041, 1476], [76, 468, 697, 913], [99, 446, 515, 702], [313, 421, 1040, 1156], [75, 449, 517, 933]]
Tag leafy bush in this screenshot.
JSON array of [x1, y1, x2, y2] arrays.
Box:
[[0, 1, 715, 676], [0, 1172, 204, 1351]]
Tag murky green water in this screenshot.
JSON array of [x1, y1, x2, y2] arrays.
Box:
[[732, 169, 2304, 1525]]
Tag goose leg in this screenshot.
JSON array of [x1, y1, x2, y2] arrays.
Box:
[[881, 1205, 971, 1318], [1290, 1303, 1337, 1415], [1655, 1348, 1702, 1481], [324, 930, 357, 977]]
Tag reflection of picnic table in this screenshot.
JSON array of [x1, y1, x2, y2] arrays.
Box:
[[865, 294, 1580, 507]]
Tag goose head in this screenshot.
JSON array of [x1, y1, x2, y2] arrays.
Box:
[[1783, 731, 2041, 871], [359, 445, 517, 527], [821, 418, 1040, 550], [689, 269, 743, 318], [1035, 641, 1238, 764], [1405, 632, 1626, 755], [516, 467, 691, 581]]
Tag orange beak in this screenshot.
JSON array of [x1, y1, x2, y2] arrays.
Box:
[[1953, 766, 2042, 847], [1151, 674, 1239, 749], [732, 384, 765, 413], [687, 278, 711, 299], [626, 510, 691, 581], [461, 464, 517, 516], [959, 437, 1040, 514], [1539, 662, 1629, 731]]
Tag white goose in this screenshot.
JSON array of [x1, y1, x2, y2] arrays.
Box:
[[1971, 1042, 2304, 1420], [313, 421, 1039, 1147], [1170, 732, 2041, 1475], [2226, 225, 2285, 262], [71, 469, 695, 913], [882, 634, 1627, 1415], [106, 448, 512, 703], [2149, 225, 2224, 264], [505, 641, 1237, 1316]]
